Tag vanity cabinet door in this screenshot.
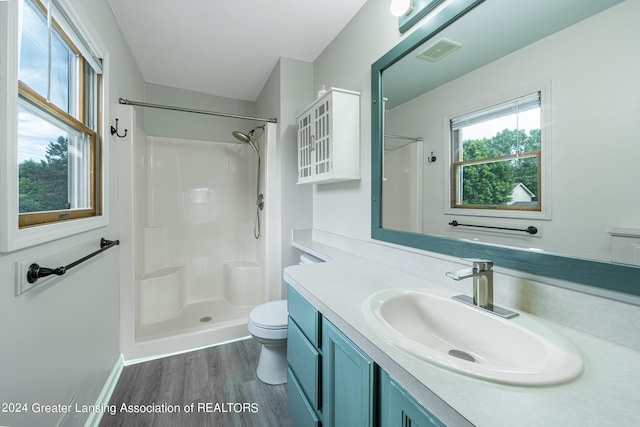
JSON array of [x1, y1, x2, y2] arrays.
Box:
[[322, 318, 375, 427], [381, 371, 446, 427]]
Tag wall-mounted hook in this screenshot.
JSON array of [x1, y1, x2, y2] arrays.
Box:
[[427, 151, 437, 163], [110, 118, 128, 138]]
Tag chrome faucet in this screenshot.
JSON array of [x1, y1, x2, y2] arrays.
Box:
[[446, 259, 518, 319]]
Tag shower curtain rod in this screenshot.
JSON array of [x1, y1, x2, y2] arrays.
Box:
[[118, 98, 278, 123]]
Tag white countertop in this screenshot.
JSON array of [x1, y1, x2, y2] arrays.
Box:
[[284, 239, 640, 427]]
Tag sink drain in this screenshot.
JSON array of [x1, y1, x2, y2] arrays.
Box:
[[200, 316, 212, 323], [448, 349, 475, 363]]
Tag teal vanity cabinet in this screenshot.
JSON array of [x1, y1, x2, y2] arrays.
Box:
[[380, 371, 446, 427], [287, 286, 322, 426], [322, 318, 376, 427], [287, 285, 446, 427], [287, 286, 376, 426]]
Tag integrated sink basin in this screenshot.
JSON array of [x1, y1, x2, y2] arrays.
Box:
[[362, 288, 583, 386]]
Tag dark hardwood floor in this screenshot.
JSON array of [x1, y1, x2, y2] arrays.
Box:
[[99, 339, 293, 427]]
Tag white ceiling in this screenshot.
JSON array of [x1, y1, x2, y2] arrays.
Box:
[[106, 0, 369, 102]]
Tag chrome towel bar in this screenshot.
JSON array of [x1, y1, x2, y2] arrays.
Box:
[[26, 238, 120, 284]]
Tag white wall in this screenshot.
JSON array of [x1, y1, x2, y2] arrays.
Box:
[[143, 82, 257, 143], [311, 0, 407, 239], [0, 0, 144, 426], [256, 58, 314, 297]]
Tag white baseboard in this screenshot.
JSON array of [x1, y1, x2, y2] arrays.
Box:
[[84, 354, 124, 427]]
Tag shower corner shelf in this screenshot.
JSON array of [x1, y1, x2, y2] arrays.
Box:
[[296, 87, 361, 184]]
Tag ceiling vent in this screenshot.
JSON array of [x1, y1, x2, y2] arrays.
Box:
[[417, 38, 462, 62]]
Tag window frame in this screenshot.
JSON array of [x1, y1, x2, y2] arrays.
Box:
[[444, 82, 551, 221], [18, 82, 101, 228], [1, 0, 109, 252]]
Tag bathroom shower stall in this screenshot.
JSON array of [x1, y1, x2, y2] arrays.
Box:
[[118, 104, 279, 361]]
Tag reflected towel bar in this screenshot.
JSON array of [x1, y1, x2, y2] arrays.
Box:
[[26, 238, 120, 284], [449, 220, 538, 235]]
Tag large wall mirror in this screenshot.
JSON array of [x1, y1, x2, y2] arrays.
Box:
[[371, 0, 640, 299]]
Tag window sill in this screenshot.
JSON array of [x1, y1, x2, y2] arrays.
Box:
[[1, 214, 108, 253]]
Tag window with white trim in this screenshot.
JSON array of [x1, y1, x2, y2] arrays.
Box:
[[448, 88, 547, 216], [17, 0, 102, 228]]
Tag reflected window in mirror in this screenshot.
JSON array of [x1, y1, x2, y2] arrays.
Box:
[[445, 84, 549, 219]]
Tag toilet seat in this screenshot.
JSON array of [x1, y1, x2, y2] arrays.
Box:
[[249, 300, 288, 330]]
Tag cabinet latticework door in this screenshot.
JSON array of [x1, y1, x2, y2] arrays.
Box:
[[297, 111, 313, 183], [314, 98, 332, 179]]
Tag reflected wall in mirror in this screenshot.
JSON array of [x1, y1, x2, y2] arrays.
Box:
[[372, 0, 640, 296]]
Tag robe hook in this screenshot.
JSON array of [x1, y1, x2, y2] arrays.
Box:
[[110, 118, 128, 138]]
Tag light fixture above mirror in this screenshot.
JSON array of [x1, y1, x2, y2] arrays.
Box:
[[395, 0, 450, 33], [390, 0, 413, 17]]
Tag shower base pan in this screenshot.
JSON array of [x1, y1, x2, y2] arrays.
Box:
[[133, 298, 253, 361]]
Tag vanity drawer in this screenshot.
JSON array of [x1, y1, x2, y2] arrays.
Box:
[[287, 318, 321, 410], [287, 368, 320, 427], [288, 285, 320, 346]]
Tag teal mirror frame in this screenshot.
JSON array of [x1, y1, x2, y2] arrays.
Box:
[[371, 0, 640, 299]]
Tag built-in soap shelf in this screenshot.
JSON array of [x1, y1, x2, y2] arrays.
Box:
[[140, 265, 184, 281]]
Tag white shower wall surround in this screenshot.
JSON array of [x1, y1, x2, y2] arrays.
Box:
[[118, 105, 276, 361], [143, 136, 261, 302]]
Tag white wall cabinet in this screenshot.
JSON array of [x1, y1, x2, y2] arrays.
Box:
[[297, 88, 360, 184]]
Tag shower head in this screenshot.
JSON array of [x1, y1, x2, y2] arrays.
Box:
[[232, 130, 252, 143], [232, 126, 263, 154]]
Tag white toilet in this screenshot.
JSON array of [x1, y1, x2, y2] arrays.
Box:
[[247, 299, 288, 385]]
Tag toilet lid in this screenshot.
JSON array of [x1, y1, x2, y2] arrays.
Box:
[[249, 300, 288, 329]]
